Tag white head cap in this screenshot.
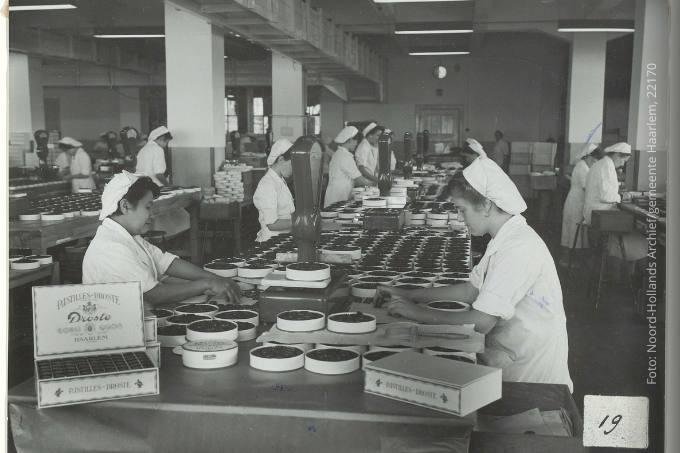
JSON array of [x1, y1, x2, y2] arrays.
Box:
[[267, 138, 294, 166], [362, 122, 380, 137], [148, 126, 171, 142], [58, 137, 82, 148], [604, 142, 632, 155], [462, 158, 527, 215], [99, 171, 142, 220], [574, 143, 599, 163], [334, 126, 359, 144], [465, 138, 487, 158]]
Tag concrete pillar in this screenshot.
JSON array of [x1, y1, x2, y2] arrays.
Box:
[[565, 34, 607, 165], [319, 87, 345, 143], [165, 0, 225, 186], [9, 52, 44, 166], [118, 87, 142, 131], [626, 0, 669, 191], [272, 51, 306, 140]]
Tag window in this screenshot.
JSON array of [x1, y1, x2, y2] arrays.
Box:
[[252, 97, 269, 134], [225, 98, 238, 133], [306, 104, 321, 135]]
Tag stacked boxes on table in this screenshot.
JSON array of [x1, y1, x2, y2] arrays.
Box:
[[209, 164, 252, 204]]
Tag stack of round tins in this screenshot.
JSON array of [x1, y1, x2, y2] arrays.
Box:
[[157, 324, 187, 347], [362, 350, 399, 370], [327, 312, 376, 334], [174, 303, 220, 317], [320, 210, 338, 219], [19, 213, 41, 221], [215, 309, 259, 326], [321, 245, 362, 261], [41, 213, 65, 221], [186, 319, 238, 342], [182, 340, 238, 369], [285, 262, 330, 281], [350, 282, 379, 299], [426, 300, 471, 312], [235, 321, 257, 341], [363, 197, 387, 208], [338, 210, 359, 220], [151, 308, 174, 327], [276, 310, 325, 332], [315, 343, 366, 354], [25, 254, 53, 265], [250, 345, 305, 372], [10, 258, 40, 270], [237, 264, 273, 279], [166, 314, 211, 326], [203, 262, 238, 278], [304, 348, 361, 375]]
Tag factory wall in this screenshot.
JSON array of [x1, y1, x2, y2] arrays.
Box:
[[344, 33, 569, 146]]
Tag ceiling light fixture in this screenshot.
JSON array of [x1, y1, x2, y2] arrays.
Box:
[[557, 19, 634, 33], [409, 51, 470, 56], [93, 34, 165, 39], [395, 21, 473, 34], [375, 0, 471, 3], [9, 3, 76, 11]]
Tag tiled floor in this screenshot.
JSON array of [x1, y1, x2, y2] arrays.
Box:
[[6, 204, 665, 452]]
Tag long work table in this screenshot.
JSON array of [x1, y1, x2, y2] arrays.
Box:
[[9, 192, 202, 263], [9, 346, 585, 453]]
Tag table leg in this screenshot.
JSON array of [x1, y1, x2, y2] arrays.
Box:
[[51, 262, 61, 285], [233, 207, 241, 255], [188, 203, 200, 264]]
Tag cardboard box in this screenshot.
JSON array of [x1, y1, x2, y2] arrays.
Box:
[[364, 351, 502, 417], [509, 164, 530, 175], [32, 282, 159, 408]]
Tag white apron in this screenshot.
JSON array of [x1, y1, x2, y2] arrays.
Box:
[[325, 146, 362, 207], [70, 148, 96, 193], [560, 160, 589, 248], [253, 169, 295, 242]]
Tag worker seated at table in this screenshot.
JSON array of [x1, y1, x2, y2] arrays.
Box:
[[253, 139, 296, 242], [583, 142, 647, 272], [375, 157, 573, 391], [58, 137, 96, 193], [354, 122, 396, 184], [82, 171, 240, 306], [324, 126, 374, 207]]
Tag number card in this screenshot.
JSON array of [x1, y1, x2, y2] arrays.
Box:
[[583, 395, 649, 449]]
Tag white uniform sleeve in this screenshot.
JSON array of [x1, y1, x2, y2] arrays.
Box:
[[574, 161, 588, 190], [142, 239, 178, 275], [343, 153, 362, 180], [83, 242, 163, 293], [72, 151, 92, 176], [253, 178, 278, 226], [600, 161, 622, 203], [472, 243, 543, 320], [355, 142, 370, 169], [152, 146, 167, 175]]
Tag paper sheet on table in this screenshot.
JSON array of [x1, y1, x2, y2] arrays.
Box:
[[475, 408, 572, 436], [257, 323, 484, 352], [348, 302, 413, 324]]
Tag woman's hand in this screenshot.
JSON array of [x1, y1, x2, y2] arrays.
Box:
[[373, 285, 412, 307], [203, 277, 241, 303], [385, 298, 423, 321]]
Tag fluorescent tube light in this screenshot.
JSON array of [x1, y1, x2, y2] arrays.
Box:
[[9, 4, 76, 11], [409, 51, 470, 56], [396, 29, 472, 34], [557, 20, 634, 33], [558, 27, 635, 32], [94, 34, 165, 39], [375, 0, 470, 3]]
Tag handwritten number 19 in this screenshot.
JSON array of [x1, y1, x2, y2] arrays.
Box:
[[598, 414, 622, 435]]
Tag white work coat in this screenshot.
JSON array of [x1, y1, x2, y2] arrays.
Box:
[[69, 148, 96, 192], [560, 159, 589, 248], [583, 155, 646, 260], [252, 169, 295, 242], [82, 218, 178, 294], [136, 141, 167, 186], [354, 139, 396, 178], [55, 152, 70, 173], [324, 146, 362, 207], [471, 215, 573, 391]]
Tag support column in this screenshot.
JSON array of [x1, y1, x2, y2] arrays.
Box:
[[165, 0, 225, 186], [9, 52, 45, 166], [319, 87, 345, 142], [626, 0, 669, 191], [272, 51, 306, 140], [565, 33, 607, 166], [118, 87, 142, 131]]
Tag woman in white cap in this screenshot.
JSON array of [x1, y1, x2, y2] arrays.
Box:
[[83, 171, 240, 306], [136, 126, 172, 187], [58, 137, 96, 193], [559, 143, 600, 257], [375, 157, 573, 391], [354, 122, 396, 183], [324, 126, 374, 207], [583, 142, 646, 262], [252, 138, 295, 242]]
